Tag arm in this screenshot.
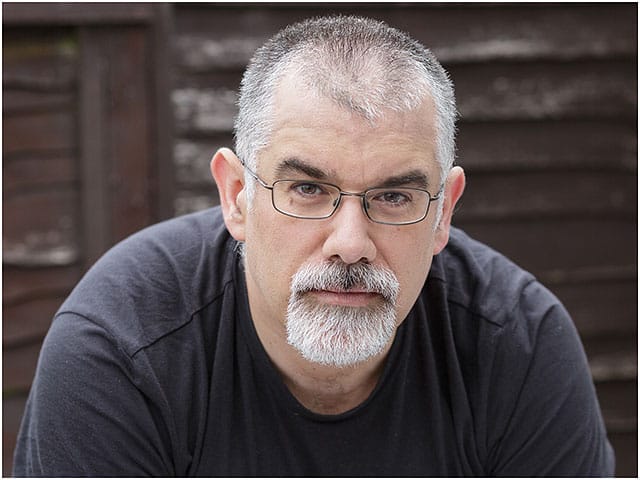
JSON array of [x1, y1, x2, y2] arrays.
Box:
[[13, 312, 173, 477]]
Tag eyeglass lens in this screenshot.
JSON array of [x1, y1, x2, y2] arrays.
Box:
[[271, 180, 431, 224]]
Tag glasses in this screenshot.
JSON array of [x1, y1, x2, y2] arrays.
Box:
[[242, 162, 443, 226]]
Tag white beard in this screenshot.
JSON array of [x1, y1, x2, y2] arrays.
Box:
[[286, 261, 400, 367]]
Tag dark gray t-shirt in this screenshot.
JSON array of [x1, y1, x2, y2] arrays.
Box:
[[13, 207, 614, 476]]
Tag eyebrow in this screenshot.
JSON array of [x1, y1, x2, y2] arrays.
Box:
[[274, 158, 328, 180], [376, 170, 430, 190], [274, 157, 431, 190]]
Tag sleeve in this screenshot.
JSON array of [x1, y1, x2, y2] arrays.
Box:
[[12, 312, 174, 477], [485, 281, 615, 477]]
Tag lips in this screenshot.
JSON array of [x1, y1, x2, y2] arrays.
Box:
[[290, 260, 400, 307], [304, 288, 383, 307]]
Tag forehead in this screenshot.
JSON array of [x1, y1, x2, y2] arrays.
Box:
[[259, 75, 440, 187]]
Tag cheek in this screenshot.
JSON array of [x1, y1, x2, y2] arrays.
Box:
[[384, 229, 436, 319], [245, 212, 321, 297]]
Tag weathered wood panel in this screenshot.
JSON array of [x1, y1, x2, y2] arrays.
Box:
[[552, 276, 637, 337], [459, 219, 636, 274], [172, 61, 637, 134], [4, 265, 79, 349], [457, 121, 637, 172], [2, 28, 76, 88], [2, 2, 156, 26], [174, 4, 637, 69], [2, 111, 75, 154], [452, 60, 636, 121], [3, 265, 81, 306], [4, 153, 77, 192], [459, 171, 636, 220], [3, 8, 173, 476], [3, 27, 80, 270], [3, 190, 80, 266], [2, 90, 75, 112], [596, 379, 638, 476], [3, 342, 43, 393], [96, 27, 154, 243], [4, 297, 67, 346], [78, 25, 157, 265]]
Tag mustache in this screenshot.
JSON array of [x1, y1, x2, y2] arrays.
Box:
[[290, 261, 400, 303]]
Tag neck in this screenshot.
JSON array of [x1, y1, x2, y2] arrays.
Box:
[[252, 309, 393, 415], [279, 349, 389, 415]]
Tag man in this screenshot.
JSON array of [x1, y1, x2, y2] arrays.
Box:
[[14, 15, 614, 476]]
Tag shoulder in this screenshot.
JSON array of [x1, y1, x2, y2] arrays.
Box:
[[432, 226, 559, 329], [57, 207, 238, 355], [428, 229, 614, 475], [428, 226, 577, 383]]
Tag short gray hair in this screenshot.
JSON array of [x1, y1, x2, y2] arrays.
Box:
[[234, 15, 457, 200]]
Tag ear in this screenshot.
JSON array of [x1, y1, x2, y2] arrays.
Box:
[[433, 166, 466, 255], [210, 147, 247, 242]]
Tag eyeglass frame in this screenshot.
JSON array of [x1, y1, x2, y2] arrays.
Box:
[[240, 160, 444, 226]]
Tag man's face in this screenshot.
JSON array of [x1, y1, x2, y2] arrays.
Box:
[[239, 77, 449, 366]]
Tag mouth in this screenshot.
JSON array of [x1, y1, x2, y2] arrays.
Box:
[[303, 288, 384, 307]]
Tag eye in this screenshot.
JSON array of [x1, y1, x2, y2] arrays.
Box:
[[290, 182, 327, 197], [371, 190, 413, 206]]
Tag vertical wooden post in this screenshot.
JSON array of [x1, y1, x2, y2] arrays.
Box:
[[79, 27, 110, 267]]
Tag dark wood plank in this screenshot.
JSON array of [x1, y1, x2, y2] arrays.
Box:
[[79, 25, 158, 262], [174, 138, 230, 188], [457, 218, 636, 275], [4, 296, 66, 347], [3, 265, 81, 305], [173, 4, 637, 68], [174, 188, 220, 217], [3, 3, 155, 26], [451, 60, 636, 121], [390, 4, 638, 64], [458, 171, 637, 220], [3, 341, 42, 392], [609, 430, 638, 477], [173, 87, 237, 135], [150, 3, 178, 221], [78, 27, 110, 267], [2, 28, 77, 92], [596, 379, 638, 431], [3, 153, 77, 192], [2, 90, 75, 114], [457, 120, 637, 173], [553, 278, 637, 338], [596, 378, 638, 477], [103, 27, 153, 242], [2, 111, 75, 155], [3, 190, 80, 267]]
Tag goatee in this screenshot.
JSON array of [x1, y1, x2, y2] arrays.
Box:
[[286, 260, 400, 367]]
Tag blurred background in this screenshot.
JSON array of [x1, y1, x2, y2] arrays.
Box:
[[3, 3, 637, 476]]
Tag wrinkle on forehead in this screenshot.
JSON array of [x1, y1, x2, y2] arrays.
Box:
[[256, 75, 440, 188]]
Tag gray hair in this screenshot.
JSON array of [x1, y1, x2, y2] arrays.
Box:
[[234, 15, 457, 203]]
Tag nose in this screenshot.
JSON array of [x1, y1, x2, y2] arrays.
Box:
[[322, 195, 377, 265]]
